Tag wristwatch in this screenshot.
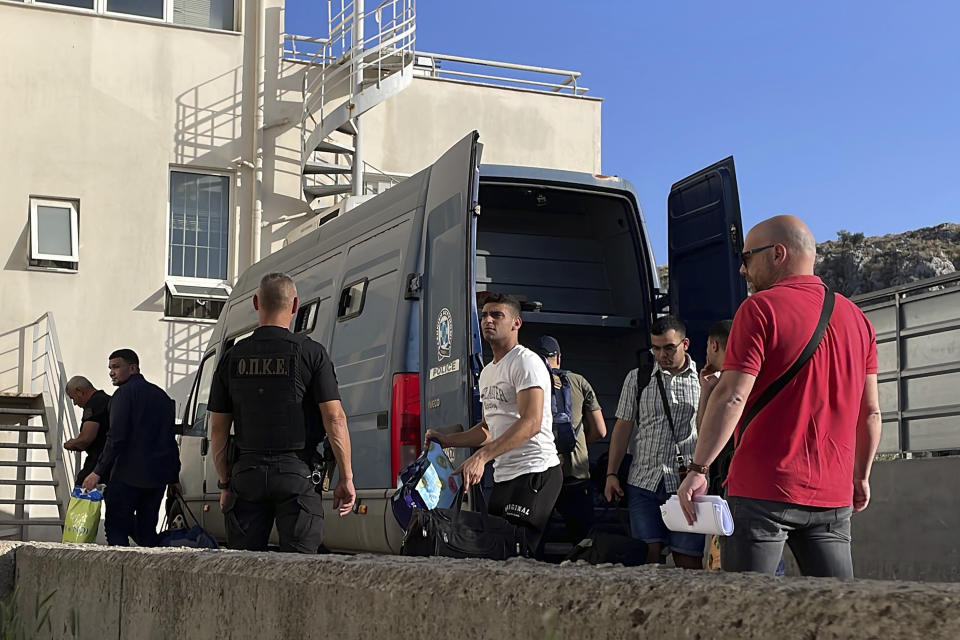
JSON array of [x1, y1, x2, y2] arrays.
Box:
[[217, 479, 230, 490], [687, 462, 709, 475]]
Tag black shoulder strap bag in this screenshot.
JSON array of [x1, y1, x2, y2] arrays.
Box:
[[654, 370, 689, 479], [713, 286, 836, 492], [737, 286, 836, 442]]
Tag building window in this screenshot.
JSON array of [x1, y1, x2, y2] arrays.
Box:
[[164, 292, 226, 321], [169, 171, 229, 280], [107, 0, 163, 19], [29, 197, 79, 271], [37, 0, 95, 9], [173, 0, 235, 30], [166, 170, 231, 320], [21, 0, 236, 30]]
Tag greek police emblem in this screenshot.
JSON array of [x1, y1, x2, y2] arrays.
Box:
[[436, 308, 452, 361]]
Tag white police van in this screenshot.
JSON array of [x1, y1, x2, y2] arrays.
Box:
[[175, 131, 747, 552]]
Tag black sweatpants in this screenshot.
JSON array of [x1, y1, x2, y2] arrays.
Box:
[[223, 452, 325, 553], [488, 464, 563, 556]]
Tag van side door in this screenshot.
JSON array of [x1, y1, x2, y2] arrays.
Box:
[[667, 157, 748, 366], [420, 131, 484, 441]]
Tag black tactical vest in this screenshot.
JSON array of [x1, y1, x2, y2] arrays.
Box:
[[227, 330, 307, 452]]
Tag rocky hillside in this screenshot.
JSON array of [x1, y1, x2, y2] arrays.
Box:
[[815, 223, 959, 296], [657, 223, 959, 297]]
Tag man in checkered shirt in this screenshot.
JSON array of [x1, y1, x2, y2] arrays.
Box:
[[604, 315, 704, 568]]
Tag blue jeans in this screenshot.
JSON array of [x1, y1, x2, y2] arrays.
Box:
[[626, 481, 704, 558], [721, 496, 853, 578]]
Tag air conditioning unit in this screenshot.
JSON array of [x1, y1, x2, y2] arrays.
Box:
[[283, 195, 374, 246]]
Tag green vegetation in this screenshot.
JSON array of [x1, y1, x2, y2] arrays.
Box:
[[0, 588, 78, 640]]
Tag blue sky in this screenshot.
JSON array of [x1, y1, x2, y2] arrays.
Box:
[[286, 1, 959, 264]]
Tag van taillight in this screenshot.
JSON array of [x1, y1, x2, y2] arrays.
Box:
[[391, 373, 421, 480]]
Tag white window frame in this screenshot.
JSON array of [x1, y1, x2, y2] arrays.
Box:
[[165, 275, 232, 300], [29, 197, 80, 263], [14, 0, 239, 32], [166, 166, 233, 286]]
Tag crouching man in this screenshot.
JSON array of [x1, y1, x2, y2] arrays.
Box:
[[425, 294, 562, 557]]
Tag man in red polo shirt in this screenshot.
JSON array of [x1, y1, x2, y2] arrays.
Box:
[[676, 215, 882, 577]]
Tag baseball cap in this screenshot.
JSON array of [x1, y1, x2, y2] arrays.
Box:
[[534, 335, 561, 357]]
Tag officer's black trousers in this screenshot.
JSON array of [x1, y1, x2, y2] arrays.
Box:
[[223, 452, 324, 553]]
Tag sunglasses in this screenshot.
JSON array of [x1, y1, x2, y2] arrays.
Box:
[[740, 244, 775, 267]]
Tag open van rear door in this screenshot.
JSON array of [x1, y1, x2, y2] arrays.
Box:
[[667, 157, 748, 367], [419, 131, 483, 440]]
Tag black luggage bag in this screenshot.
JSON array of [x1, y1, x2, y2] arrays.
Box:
[[401, 485, 523, 560]]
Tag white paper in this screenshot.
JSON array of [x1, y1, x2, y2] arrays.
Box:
[[660, 495, 734, 536]]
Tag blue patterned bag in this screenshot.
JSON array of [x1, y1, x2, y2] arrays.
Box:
[[391, 440, 461, 530]]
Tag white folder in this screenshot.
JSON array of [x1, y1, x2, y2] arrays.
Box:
[[660, 494, 734, 536]]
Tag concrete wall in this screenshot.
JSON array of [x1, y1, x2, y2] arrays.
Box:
[[4, 541, 960, 639], [850, 456, 960, 582]]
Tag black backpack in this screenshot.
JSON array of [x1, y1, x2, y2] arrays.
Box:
[[540, 357, 578, 454]]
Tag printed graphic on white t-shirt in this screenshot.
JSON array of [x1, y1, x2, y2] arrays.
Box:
[[478, 344, 560, 482]]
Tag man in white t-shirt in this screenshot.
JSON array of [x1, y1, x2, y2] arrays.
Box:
[[425, 293, 562, 556]]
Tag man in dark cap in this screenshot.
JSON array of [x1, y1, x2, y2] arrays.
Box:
[[534, 335, 606, 544]]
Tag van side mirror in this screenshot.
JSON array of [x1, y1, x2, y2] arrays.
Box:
[[174, 422, 188, 436]]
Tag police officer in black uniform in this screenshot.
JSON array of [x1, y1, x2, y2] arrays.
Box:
[[207, 272, 355, 553]]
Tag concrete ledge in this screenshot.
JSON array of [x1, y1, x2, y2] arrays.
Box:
[[6, 542, 960, 639]]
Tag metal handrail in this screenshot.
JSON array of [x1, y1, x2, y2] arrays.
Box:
[[31, 314, 81, 506], [412, 51, 587, 95], [362, 160, 405, 186], [299, 0, 416, 197], [0, 312, 80, 525], [284, 34, 590, 97]]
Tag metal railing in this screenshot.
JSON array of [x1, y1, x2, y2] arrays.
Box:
[[410, 51, 588, 96], [284, 37, 589, 98], [293, 0, 416, 201], [301, 0, 416, 140], [0, 313, 80, 515]]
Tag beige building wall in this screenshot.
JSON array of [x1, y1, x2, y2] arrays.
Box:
[[363, 76, 602, 175], [0, 2, 255, 408], [0, 1, 603, 416]]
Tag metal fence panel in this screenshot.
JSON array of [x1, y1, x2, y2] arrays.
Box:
[[854, 272, 960, 455]]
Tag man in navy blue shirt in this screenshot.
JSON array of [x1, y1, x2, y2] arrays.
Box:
[[82, 349, 180, 546]]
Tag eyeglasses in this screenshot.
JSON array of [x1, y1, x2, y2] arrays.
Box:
[[740, 244, 775, 267], [650, 343, 682, 355]]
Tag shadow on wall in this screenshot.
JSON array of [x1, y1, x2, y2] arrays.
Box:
[[174, 65, 245, 166], [172, 5, 312, 227], [4, 222, 28, 272], [173, 60, 303, 175], [164, 321, 214, 416]]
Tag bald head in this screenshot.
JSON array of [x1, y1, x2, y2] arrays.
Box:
[[749, 215, 816, 256], [256, 273, 297, 314], [66, 376, 94, 394], [741, 215, 818, 291]]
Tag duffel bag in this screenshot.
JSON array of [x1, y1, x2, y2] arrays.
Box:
[[401, 485, 522, 560]]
